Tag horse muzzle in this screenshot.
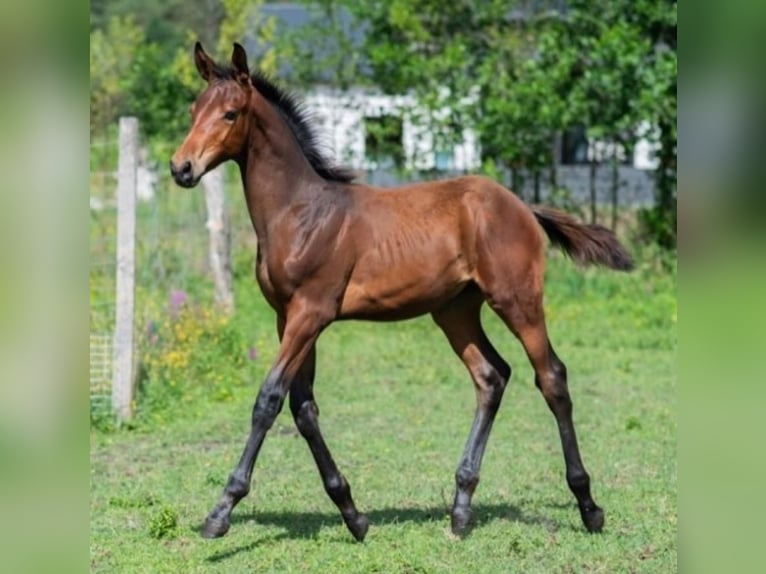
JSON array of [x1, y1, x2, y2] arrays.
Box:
[[169, 159, 200, 188]]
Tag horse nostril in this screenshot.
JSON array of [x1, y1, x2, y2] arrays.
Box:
[[170, 160, 195, 184]]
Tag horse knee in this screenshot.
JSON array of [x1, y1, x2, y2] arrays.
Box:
[[474, 361, 508, 410], [550, 354, 566, 379], [291, 399, 318, 437], [252, 387, 285, 423], [535, 360, 571, 412]]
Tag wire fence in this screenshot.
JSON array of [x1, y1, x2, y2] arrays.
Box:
[[89, 119, 253, 422], [90, 136, 118, 422], [89, 334, 113, 418]]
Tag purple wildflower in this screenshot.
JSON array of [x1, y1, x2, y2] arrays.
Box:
[[247, 346, 259, 361], [169, 289, 188, 318]]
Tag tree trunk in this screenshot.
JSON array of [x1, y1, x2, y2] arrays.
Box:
[[589, 158, 598, 224], [202, 167, 234, 314], [610, 150, 619, 232], [533, 169, 541, 204], [656, 114, 677, 248], [549, 147, 558, 192]]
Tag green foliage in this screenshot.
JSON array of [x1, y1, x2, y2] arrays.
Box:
[[137, 297, 256, 420], [90, 2, 277, 148], [125, 43, 198, 142], [90, 14, 194, 142], [91, 0, 223, 49], [148, 506, 178, 539], [90, 15, 145, 133], [277, 0, 363, 91], [547, 0, 677, 241], [639, 199, 677, 249], [214, 0, 276, 76]]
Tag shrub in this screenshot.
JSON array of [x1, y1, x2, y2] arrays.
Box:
[[148, 506, 178, 539], [137, 290, 256, 420]]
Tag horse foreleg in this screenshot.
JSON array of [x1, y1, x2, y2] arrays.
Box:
[[201, 304, 326, 538], [289, 347, 368, 541]]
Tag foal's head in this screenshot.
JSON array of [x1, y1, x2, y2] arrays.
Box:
[[170, 42, 252, 188]]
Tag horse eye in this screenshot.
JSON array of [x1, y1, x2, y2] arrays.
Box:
[[223, 110, 238, 121]]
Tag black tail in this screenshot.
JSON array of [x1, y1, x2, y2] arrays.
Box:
[[532, 207, 634, 271]]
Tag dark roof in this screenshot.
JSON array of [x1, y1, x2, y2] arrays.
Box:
[[243, 3, 365, 82]]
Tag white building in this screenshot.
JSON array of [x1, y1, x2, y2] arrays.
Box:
[[304, 87, 480, 172], [252, 2, 658, 205]]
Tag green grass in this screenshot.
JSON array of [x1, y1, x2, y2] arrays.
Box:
[[90, 250, 676, 573]]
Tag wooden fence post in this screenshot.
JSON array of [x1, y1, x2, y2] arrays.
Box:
[[202, 167, 234, 313], [112, 117, 137, 421]]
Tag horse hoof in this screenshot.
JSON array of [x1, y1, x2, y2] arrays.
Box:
[[450, 507, 473, 537], [201, 516, 231, 539], [346, 514, 369, 542], [582, 506, 604, 533]]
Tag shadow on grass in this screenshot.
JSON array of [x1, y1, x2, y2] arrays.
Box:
[[205, 540, 266, 563], [204, 502, 557, 563]]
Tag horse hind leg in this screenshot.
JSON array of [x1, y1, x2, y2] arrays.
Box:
[[432, 291, 511, 536], [486, 279, 604, 533]]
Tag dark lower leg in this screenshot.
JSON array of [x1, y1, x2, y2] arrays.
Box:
[[432, 299, 510, 536], [451, 360, 508, 535], [202, 371, 288, 538], [538, 349, 603, 533], [290, 383, 368, 541], [452, 407, 493, 534]]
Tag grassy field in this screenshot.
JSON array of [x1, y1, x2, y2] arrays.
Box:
[[90, 245, 676, 573]]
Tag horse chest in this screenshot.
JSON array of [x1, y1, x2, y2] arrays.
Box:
[[254, 247, 284, 310], [255, 241, 341, 310]]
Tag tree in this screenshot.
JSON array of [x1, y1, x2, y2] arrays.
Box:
[[277, 0, 362, 91], [217, 0, 276, 74], [90, 15, 145, 137], [341, 1, 507, 167], [341, 0, 676, 234], [91, 0, 223, 52], [635, 0, 676, 248], [90, 1, 279, 150], [541, 0, 676, 236], [477, 22, 568, 200]]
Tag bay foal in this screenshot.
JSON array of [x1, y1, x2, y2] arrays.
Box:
[[170, 43, 633, 542]]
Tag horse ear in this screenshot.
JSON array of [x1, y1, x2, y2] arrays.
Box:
[[231, 43, 250, 85], [194, 42, 215, 82]]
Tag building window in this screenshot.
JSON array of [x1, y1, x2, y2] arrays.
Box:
[[364, 115, 404, 169], [434, 148, 454, 171], [561, 125, 589, 165]]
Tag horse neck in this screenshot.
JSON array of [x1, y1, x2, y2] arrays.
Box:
[[238, 96, 323, 245]]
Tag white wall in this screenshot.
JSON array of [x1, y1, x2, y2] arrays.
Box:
[[304, 88, 657, 174], [304, 88, 480, 172]]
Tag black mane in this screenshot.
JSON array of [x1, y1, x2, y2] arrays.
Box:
[[212, 64, 356, 184]]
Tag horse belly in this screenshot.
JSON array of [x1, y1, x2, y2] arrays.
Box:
[[339, 252, 469, 321]]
